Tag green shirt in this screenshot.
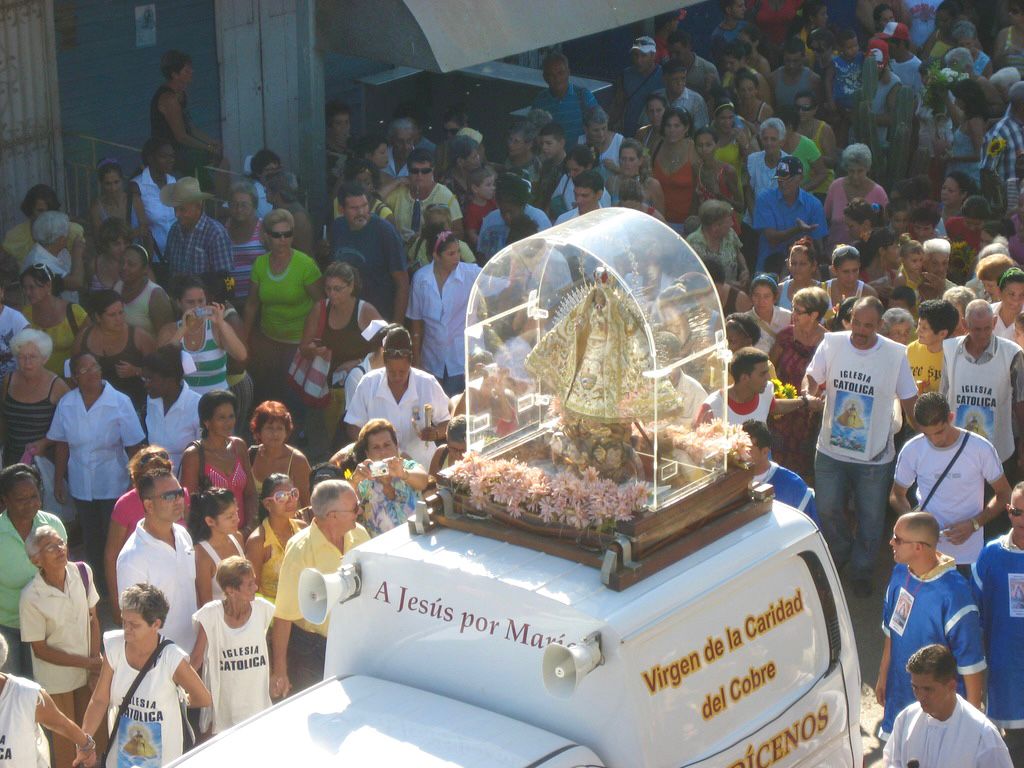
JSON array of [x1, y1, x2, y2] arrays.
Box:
[[251, 250, 322, 343], [0, 511, 67, 627]]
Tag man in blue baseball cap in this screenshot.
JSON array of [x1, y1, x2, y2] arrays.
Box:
[[752, 155, 828, 274]]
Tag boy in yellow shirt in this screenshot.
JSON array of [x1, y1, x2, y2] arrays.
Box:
[[906, 299, 960, 394]]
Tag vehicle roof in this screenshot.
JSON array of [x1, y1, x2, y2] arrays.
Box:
[[171, 675, 596, 767], [353, 502, 819, 640]]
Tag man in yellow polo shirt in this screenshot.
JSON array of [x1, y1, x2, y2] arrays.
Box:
[[907, 299, 960, 394], [270, 479, 369, 697]]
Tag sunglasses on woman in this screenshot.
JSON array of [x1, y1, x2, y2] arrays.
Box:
[[273, 488, 300, 503]]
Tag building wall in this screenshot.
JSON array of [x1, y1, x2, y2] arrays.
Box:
[[56, 0, 221, 170]]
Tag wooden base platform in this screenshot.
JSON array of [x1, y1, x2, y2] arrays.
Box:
[[415, 466, 772, 591]]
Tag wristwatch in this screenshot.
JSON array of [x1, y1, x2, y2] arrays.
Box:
[[77, 735, 96, 752], [972, 518, 980, 532]]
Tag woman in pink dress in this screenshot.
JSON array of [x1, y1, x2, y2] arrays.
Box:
[[824, 143, 889, 248]]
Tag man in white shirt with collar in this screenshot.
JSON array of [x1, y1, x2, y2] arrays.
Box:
[[884, 644, 1012, 768], [407, 232, 481, 396], [116, 470, 197, 649], [344, 326, 450, 468]]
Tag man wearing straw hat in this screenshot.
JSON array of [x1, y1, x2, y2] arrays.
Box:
[[160, 176, 232, 277]]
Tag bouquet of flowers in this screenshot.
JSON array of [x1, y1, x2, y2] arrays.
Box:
[[444, 453, 647, 530], [922, 62, 968, 114], [772, 378, 799, 399]]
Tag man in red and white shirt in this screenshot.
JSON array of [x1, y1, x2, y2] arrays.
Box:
[[696, 347, 821, 426]]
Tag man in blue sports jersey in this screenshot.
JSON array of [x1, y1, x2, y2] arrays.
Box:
[[875, 511, 986, 742], [973, 480, 1024, 766], [741, 420, 819, 527]]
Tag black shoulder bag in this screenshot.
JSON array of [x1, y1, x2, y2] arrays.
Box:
[[914, 432, 969, 513]]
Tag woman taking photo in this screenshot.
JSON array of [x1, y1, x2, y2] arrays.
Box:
[[88, 160, 148, 245], [189, 488, 245, 607], [651, 108, 698, 231], [142, 346, 201, 472], [348, 419, 428, 536], [49, 352, 145, 587], [19, 524, 103, 766], [248, 401, 311, 507], [243, 209, 322, 408], [1, 329, 69, 467], [180, 390, 258, 533], [159, 277, 248, 397], [298, 262, 382, 459], [609, 139, 665, 215], [80, 583, 211, 768], [244, 473, 306, 602], [0, 463, 66, 675], [20, 264, 87, 378], [225, 181, 263, 303], [72, 289, 157, 418], [119, 244, 173, 336], [769, 286, 829, 479]]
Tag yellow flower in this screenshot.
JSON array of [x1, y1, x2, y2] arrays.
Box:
[[988, 137, 1008, 158]]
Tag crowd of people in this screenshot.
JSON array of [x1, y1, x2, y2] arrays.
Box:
[[6, 1, 1024, 766]]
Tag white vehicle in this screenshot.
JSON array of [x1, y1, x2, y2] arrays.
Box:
[[173, 499, 860, 767], [172, 210, 861, 767]]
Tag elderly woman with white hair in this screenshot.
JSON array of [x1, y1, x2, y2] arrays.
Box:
[[578, 105, 624, 176], [24, 211, 85, 302], [0, 631, 99, 767], [0, 279, 28, 380], [1, 328, 69, 467], [824, 143, 889, 248], [745, 118, 787, 220], [880, 307, 915, 345], [19, 524, 103, 766]]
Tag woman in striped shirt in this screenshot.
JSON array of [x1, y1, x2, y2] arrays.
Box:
[[158, 277, 248, 397]]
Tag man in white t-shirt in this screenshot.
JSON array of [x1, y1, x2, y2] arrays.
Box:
[[884, 644, 1012, 768], [890, 392, 1010, 571], [939, 299, 1024, 474], [116, 470, 197, 649], [804, 297, 919, 597], [344, 326, 450, 468], [554, 169, 604, 225]]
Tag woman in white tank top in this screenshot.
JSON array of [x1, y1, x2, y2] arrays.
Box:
[[189, 489, 245, 606]]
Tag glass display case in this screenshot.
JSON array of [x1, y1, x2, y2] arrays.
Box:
[[462, 208, 731, 512]]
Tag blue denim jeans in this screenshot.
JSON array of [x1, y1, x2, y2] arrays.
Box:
[[814, 451, 895, 582]]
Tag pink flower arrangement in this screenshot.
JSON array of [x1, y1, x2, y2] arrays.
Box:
[[664, 419, 752, 468], [443, 454, 647, 529]]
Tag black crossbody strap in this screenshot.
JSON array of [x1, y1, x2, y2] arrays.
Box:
[[919, 432, 970, 512], [101, 638, 172, 765]]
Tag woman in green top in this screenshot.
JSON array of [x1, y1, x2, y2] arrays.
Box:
[[0, 463, 67, 675], [243, 209, 322, 408]]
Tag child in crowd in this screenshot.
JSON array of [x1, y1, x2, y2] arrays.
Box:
[[894, 235, 926, 295], [191, 555, 274, 735], [890, 286, 919, 317], [826, 29, 864, 140], [463, 166, 498, 251]]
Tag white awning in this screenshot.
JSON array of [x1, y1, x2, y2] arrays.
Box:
[[316, 0, 692, 72]]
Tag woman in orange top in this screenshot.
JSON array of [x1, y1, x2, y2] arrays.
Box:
[[651, 108, 697, 230]]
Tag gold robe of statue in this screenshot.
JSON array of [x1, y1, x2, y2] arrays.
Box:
[[526, 268, 680, 422]]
